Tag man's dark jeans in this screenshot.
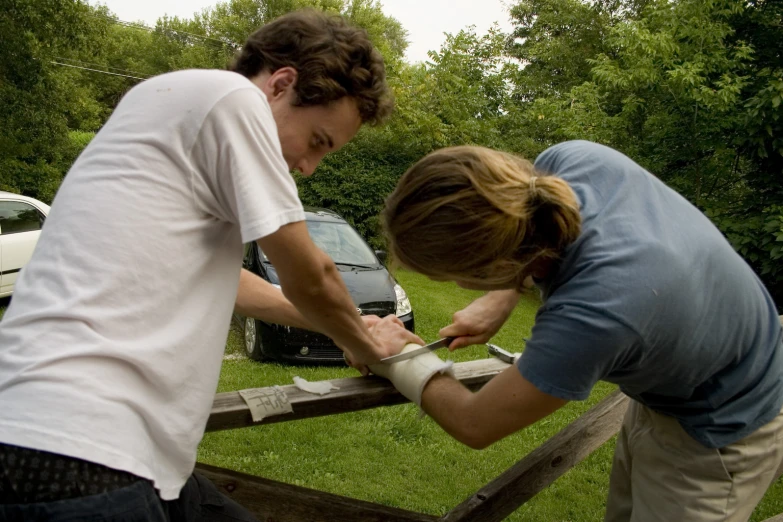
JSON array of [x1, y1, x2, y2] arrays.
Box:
[[0, 473, 258, 522]]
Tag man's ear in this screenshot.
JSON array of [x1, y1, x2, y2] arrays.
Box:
[[266, 67, 298, 99]]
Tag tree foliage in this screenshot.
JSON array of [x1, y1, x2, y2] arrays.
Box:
[[0, 0, 108, 200], [2, 0, 782, 303], [502, 0, 782, 304]]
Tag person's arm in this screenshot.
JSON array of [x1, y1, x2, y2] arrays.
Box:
[[234, 268, 315, 330], [191, 88, 419, 362], [420, 368, 567, 449], [235, 268, 402, 334], [369, 305, 636, 449], [368, 340, 566, 449], [257, 222, 422, 366], [440, 289, 523, 350]]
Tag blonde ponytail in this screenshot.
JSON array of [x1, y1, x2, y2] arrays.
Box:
[[383, 146, 582, 289], [525, 175, 582, 253]]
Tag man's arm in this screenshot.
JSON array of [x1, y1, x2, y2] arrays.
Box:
[[257, 221, 421, 365], [420, 368, 567, 449], [235, 268, 397, 333], [235, 268, 315, 330]]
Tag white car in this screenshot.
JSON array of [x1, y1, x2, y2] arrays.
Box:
[[0, 191, 50, 297]]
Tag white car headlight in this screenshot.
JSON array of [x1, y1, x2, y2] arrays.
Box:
[[394, 283, 412, 317]]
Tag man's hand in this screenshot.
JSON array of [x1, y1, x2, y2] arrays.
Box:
[[366, 315, 424, 358], [440, 289, 522, 350], [345, 315, 423, 372], [368, 344, 454, 406], [360, 314, 384, 329], [258, 222, 386, 367]]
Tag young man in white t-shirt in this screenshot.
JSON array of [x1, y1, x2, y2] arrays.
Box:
[[0, 10, 419, 522]]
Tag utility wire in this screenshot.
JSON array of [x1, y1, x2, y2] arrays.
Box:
[[50, 61, 148, 81], [88, 12, 239, 49], [48, 12, 241, 82], [54, 57, 151, 79]]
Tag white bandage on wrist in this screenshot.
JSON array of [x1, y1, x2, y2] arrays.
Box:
[[369, 344, 455, 406]]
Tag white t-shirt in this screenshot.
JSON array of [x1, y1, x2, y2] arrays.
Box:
[[0, 70, 305, 500]]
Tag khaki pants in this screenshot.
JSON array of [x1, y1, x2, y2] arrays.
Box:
[[605, 400, 783, 522]]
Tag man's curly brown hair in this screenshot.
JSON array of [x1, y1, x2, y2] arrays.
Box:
[[231, 9, 393, 126]]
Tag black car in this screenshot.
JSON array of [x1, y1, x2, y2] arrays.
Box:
[[240, 207, 415, 365]]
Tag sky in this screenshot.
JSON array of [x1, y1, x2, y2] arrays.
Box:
[[94, 0, 515, 64]]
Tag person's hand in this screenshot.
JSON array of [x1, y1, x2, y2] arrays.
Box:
[[341, 315, 405, 367], [360, 314, 383, 329], [368, 344, 454, 406], [439, 290, 521, 350], [344, 315, 423, 373]]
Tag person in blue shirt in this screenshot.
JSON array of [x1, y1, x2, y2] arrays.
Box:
[[371, 140, 783, 521]]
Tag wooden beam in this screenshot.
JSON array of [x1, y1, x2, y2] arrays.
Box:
[[196, 463, 438, 522], [207, 357, 510, 432], [440, 390, 630, 522], [209, 317, 783, 433], [438, 315, 783, 521]]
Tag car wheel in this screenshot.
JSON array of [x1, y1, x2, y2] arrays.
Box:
[[244, 317, 268, 361]]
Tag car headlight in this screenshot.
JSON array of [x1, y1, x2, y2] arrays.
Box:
[[394, 283, 412, 317]]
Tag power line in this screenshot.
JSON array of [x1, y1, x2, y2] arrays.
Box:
[[54, 57, 152, 79], [50, 61, 148, 81], [88, 12, 239, 50]]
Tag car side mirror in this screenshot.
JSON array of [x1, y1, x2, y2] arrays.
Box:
[[374, 250, 387, 264]]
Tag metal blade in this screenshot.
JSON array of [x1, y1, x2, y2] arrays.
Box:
[[486, 343, 515, 364], [379, 337, 453, 364]]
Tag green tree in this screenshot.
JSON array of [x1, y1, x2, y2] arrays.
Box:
[[507, 0, 635, 101], [297, 26, 518, 246], [0, 0, 109, 201], [506, 0, 783, 304], [730, 0, 783, 206], [156, 0, 407, 73]]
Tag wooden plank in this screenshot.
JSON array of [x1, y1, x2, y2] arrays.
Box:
[[196, 462, 438, 522], [441, 390, 630, 522], [438, 316, 783, 521], [209, 317, 783, 433], [207, 357, 510, 432]]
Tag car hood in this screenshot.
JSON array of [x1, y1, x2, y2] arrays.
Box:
[[265, 265, 396, 306]]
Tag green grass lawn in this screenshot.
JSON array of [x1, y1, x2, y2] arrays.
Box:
[[203, 272, 783, 521], [1, 278, 781, 520]]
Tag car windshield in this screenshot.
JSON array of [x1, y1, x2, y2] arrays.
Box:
[[258, 219, 378, 266], [306, 220, 378, 266]]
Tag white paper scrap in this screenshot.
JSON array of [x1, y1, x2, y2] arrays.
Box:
[[293, 376, 340, 396], [238, 386, 293, 423]]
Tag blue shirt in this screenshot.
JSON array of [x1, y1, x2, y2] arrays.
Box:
[[519, 141, 783, 448]]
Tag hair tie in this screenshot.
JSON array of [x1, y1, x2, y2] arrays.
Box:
[[529, 176, 537, 193]]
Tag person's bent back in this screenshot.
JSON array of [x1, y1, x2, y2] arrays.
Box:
[[0, 10, 391, 522]]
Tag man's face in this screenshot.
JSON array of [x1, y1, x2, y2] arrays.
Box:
[[255, 68, 362, 176], [272, 96, 361, 176]]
